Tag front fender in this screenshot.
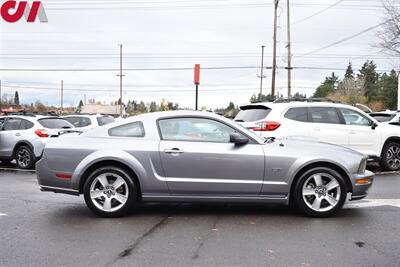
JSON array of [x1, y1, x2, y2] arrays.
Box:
[[70, 149, 147, 191]]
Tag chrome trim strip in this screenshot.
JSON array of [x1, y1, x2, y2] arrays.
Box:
[[165, 178, 287, 185], [39, 185, 79, 193], [143, 194, 287, 200]]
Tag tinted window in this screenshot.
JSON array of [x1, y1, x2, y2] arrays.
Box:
[[159, 117, 239, 143], [109, 122, 145, 137], [20, 119, 34, 130], [340, 108, 371, 126], [369, 114, 395, 122], [38, 118, 73, 129], [64, 117, 91, 128], [97, 116, 115, 126], [310, 107, 341, 124], [3, 118, 22, 130], [235, 106, 271, 122], [0, 118, 5, 129], [284, 107, 308, 122]]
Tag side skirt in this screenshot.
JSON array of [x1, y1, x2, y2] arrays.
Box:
[[142, 194, 288, 204]]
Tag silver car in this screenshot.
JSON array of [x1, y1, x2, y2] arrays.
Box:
[[0, 115, 74, 169], [36, 111, 374, 217]]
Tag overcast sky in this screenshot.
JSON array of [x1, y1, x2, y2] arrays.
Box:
[[0, 0, 399, 109]]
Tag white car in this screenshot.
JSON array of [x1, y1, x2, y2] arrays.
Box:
[[234, 101, 400, 171], [63, 114, 115, 131], [0, 115, 74, 169]]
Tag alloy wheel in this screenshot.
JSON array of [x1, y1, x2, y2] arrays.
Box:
[[302, 173, 341, 212], [89, 173, 129, 212], [17, 148, 31, 168], [386, 145, 400, 169]]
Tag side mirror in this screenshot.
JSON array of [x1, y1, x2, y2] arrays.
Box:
[[371, 122, 378, 130], [230, 133, 249, 145]]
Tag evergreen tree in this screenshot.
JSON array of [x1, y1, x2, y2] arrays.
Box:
[[379, 70, 398, 110], [357, 60, 379, 100], [313, 72, 339, 98], [345, 62, 354, 79], [14, 91, 20, 105], [149, 101, 158, 112]]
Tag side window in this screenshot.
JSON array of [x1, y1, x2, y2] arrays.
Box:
[[158, 117, 239, 143], [109, 122, 145, 137], [3, 118, 22, 131], [20, 119, 34, 130], [284, 107, 308, 122], [309, 107, 341, 124], [65, 117, 91, 128], [340, 108, 371, 126], [0, 118, 5, 129]]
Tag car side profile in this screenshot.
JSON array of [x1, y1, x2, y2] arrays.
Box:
[[234, 101, 400, 171], [36, 111, 373, 218], [0, 115, 74, 169]]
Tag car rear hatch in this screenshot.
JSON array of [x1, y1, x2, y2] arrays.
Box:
[[234, 105, 272, 129], [37, 117, 75, 137]]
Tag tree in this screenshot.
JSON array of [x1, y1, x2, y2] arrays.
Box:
[[78, 100, 84, 108], [377, 0, 400, 56], [149, 101, 158, 112], [14, 91, 20, 105], [345, 62, 354, 79], [136, 101, 147, 113], [357, 60, 379, 100], [35, 101, 47, 112], [250, 93, 274, 103], [313, 72, 339, 98], [379, 70, 399, 110]]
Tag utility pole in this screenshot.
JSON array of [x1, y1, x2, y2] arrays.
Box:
[[398, 71, 400, 110], [61, 80, 64, 114], [271, 0, 279, 98], [117, 44, 125, 117], [286, 0, 292, 97], [257, 45, 266, 98], [84, 94, 86, 105]]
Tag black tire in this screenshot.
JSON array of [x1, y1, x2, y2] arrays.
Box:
[[292, 167, 347, 218], [83, 166, 139, 218], [15, 145, 35, 169], [380, 142, 400, 171]]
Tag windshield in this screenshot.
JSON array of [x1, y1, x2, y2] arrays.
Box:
[[235, 106, 271, 122], [38, 118, 74, 129]]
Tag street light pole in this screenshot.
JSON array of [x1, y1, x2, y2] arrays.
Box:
[[258, 45, 266, 98], [116, 44, 125, 117], [61, 80, 63, 114], [286, 0, 292, 97]]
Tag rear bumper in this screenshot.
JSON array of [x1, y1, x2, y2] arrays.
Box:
[[349, 171, 374, 201], [36, 157, 79, 196]]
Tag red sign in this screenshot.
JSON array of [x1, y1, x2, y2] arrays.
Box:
[[194, 64, 200, 85], [1, 1, 48, 23]]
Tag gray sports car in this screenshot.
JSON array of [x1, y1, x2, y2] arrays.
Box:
[[36, 111, 374, 217]]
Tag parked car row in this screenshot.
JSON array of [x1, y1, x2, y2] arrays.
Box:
[[0, 114, 116, 169], [234, 101, 400, 171]]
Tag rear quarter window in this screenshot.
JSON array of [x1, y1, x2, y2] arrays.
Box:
[[97, 116, 115, 126], [284, 107, 308, 122], [108, 122, 145, 137], [235, 106, 271, 122]]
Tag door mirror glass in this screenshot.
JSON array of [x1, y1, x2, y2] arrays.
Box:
[[229, 133, 249, 145]]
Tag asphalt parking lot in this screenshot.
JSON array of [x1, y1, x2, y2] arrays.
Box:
[[1, 165, 400, 267]]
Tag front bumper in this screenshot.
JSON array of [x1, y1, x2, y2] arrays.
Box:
[[349, 170, 374, 201]]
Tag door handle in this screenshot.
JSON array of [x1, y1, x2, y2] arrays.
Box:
[[15, 133, 21, 137], [164, 148, 184, 154], [349, 131, 356, 135], [313, 128, 321, 131]]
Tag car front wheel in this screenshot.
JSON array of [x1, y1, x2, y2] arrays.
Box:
[[293, 167, 347, 217], [83, 166, 139, 217], [15, 145, 35, 169], [381, 142, 400, 171]]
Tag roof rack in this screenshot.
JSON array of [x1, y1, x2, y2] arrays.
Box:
[[4, 111, 59, 117], [273, 97, 341, 104]]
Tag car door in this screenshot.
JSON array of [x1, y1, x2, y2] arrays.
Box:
[[308, 107, 348, 146], [158, 117, 265, 195], [0, 117, 23, 158], [338, 108, 380, 155]]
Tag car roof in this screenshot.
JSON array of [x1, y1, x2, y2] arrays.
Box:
[[240, 101, 360, 110]]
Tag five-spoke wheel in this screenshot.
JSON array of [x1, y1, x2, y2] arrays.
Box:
[[293, 167, 347, 217], [83, 166, 138, 217], [15, 145, 35, 169]]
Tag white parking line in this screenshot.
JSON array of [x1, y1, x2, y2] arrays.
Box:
[[345, 199, 400, 209], [0, 213, 8, 216]]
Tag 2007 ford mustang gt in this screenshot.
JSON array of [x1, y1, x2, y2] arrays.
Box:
[[36, 111, 374, 217]]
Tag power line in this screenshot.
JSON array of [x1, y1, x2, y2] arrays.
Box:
[[292, 0, 344, 25]]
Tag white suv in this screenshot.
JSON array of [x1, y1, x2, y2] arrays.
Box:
[[63, 114, 115, 131], [234, 101, 400, 171]]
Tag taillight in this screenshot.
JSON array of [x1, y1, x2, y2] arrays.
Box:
[[35, 129, 49, 138], [252, 121, 281, 131]]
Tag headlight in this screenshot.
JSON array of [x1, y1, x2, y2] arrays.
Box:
[[358, 158, 367, 174]]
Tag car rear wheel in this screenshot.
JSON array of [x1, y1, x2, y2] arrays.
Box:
[[381, 142, 400, 171], [83, 166, 139, 217], [15, 146, 35, 169], [293, 167, 347, 217]]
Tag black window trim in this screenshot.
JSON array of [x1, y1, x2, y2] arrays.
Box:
[[308, 106, 344, 125], [108, 121, 145, 138], [156, 115, 258, 144]]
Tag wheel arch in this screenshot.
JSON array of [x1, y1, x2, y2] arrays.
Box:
[[12, 141, 34, 158], [289, 161, 352, 204], [380, 136, 400, 157], [78, 159, 142, 197]]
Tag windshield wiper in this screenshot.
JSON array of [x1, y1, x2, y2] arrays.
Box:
[[234, 119, 244, 122]]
